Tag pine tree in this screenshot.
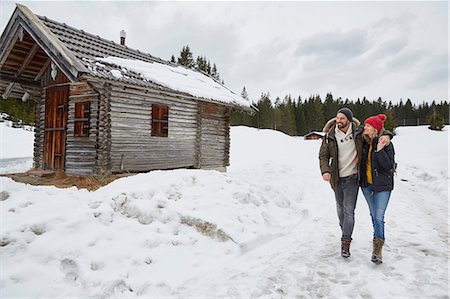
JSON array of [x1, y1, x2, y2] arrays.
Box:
[[273, 97, 282, 130], [297, 109, 307, 135], [256, 93, 273, 129], [323, 93, 339, 121], [384, 108, 396, 134], [404, 99, 415, 120], [310, 95, 324, 131], [195, 56, 205, 72], [211, 63, 220, 81], [279, 96, 297, 135], [294, 97, 308, 135], [428, 110, 445, 131], [170, 55, 176, 63], [177, 45, 194, 68], [230, 86, 251, 126], [206, 61, 211, 75]]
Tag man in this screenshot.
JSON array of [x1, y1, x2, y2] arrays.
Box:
[[319, 108, 390, 258]]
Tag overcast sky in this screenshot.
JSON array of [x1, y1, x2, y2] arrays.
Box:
[[1, 1, 448, 105]]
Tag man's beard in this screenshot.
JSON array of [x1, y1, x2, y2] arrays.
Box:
[[337, 121, 348, 129]]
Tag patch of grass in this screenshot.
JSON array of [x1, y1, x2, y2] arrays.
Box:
[[180, 216, 233, 242]]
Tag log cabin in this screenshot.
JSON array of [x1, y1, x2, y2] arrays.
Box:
[[304, 131, 325, 140], [0, 4, 254, 176]]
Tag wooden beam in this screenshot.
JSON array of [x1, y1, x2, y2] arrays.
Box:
[[34, 59, 51, 80], [16, 43, 38, 76], [0, 30, 20, 68], [2, 83, 15, 99], [0, 73, 40, 87]]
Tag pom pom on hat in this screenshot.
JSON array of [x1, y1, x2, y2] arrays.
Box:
[[364, 114, 387, 132]]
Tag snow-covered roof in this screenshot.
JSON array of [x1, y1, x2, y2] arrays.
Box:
[[95, 57, 250, 108], [304, 131, 325, 137]]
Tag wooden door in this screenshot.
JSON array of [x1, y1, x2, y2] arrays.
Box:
[[44, 86, 68, 171]]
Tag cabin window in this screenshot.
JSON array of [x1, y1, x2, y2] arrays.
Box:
[[151, 104, 169, 137], [74, 101, 90, 137]]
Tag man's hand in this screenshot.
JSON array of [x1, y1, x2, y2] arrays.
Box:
[[377, 137, 389, 152], [322, 173, 331, 181], [379, 135, 390, 146]]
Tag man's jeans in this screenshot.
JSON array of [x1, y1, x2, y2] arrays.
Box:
[[361, 185, 391, 240], [334, 174, 359, 241]]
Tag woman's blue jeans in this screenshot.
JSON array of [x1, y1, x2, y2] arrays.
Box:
[[361, 185, 391, 240]]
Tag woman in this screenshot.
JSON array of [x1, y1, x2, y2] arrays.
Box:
[[360, 114, 396, 264]]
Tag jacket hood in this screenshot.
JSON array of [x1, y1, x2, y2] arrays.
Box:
[[322, 117, 361, 132]]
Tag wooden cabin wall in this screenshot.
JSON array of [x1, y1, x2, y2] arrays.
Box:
[[35, 66, 99, 175], [93, 81, 112, 177], [104, 83, 198, 172], [200, 102, 230, 169], [65, 81, 99, 175], [33, 92, 44, 168]]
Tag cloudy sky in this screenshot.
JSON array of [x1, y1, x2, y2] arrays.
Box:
[[1, 1, 448, 105]]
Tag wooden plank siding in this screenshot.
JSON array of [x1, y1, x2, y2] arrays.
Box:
[[200, 102, 230, 170]]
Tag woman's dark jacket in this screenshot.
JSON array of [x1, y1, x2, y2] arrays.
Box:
[[360, 137, 396, 192]]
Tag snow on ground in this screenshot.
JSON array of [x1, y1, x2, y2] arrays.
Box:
[[0, 125, 448, 298], [0, 120, 34, 174]]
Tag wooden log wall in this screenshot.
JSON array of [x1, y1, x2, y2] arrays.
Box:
[[65, 81, 99, 175], [200, 102, 230, 169], [93, 81, 112, 177], [91, 81, 198, 173], [33, 92, 44, 168], [84, 76, 233, 174]]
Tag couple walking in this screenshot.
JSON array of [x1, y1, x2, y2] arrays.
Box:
[[319, 108, 396, 264]]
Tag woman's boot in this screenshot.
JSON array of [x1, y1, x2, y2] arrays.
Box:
[[371, 237, 378, 263], [372, 237, 384, 264]]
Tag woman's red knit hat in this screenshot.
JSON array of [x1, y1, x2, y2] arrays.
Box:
[[364, 114, 387, 132]]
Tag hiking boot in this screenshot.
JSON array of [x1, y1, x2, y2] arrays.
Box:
[[341, 239, 351, 258], [372, 237, 384, 264]]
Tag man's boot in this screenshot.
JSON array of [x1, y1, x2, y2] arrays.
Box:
[[341, 239, 351, 258], [371, 237, 384, 264]]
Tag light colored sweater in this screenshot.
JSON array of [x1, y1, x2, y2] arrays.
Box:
[[335, 123, 357, 178]]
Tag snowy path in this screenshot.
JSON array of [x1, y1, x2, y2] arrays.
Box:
[[177, 162, 448, 298]]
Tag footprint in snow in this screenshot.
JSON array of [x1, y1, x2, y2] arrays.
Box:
[[30, 224, 46, 235], [60, 258, 79, 282]]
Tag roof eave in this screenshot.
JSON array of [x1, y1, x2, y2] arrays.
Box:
[[0, 4, 89, 82]]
